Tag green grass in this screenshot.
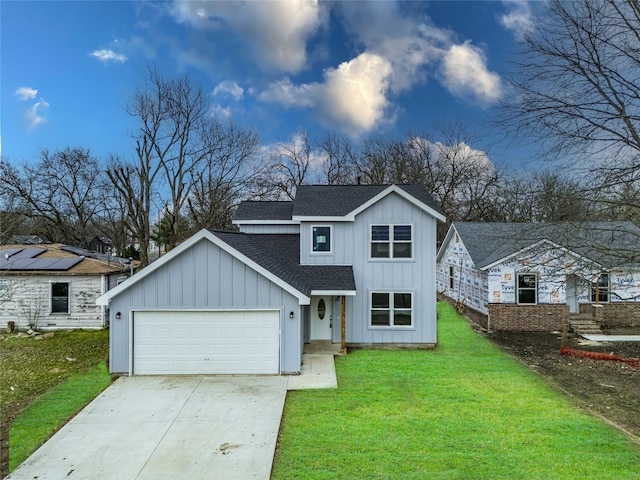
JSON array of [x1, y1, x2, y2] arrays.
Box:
[[0, 329, 111, 474], [271, 303, 640, 479], [8, 362, 112, 471], [1, 329, 110, 424]]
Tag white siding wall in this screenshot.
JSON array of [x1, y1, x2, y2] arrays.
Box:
[[609, 270, 640, 302], [436, 232, 488, 314], [0, 275, 106, 329]]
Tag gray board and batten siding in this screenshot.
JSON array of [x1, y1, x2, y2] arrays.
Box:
[[300, 192, 440, 346], [107, 236, 303, 374]]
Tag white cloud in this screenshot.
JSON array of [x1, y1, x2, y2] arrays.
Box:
[[171, 0, 325, 73], [169, 1, 502, 134], [90, 49, 128, 63], [320, 53, 393, 133], [258, 78, 317, 108], [500, 0, 535, 37], [210, 103, 231, 119], [14, 87, 38, 101], [25, 98, 49, 129], [212, 80, 244, 101], [440, 42, 502, 105], [259, 52, 393, 135], [336, 2, 448, 95]]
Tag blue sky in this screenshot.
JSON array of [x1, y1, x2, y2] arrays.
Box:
[[2, 1, 540, 168]]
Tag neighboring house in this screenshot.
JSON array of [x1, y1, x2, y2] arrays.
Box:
[[6, 235, 44, 245], [86, 235, 114, 254], [0, 244, 134, 330], [436, 222, 640, 331], [97, 184, 446, 376]]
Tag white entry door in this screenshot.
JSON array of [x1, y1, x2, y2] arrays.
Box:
[[310, 296, 332, 340]]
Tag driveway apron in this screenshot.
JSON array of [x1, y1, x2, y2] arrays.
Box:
[[6, 375, 288, 480]]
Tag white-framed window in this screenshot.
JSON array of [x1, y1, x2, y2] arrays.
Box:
[[312, 225, 332, 253], [516, 273, 537, 304], [370, 224, 412, 259], [591, 273, 609, 303], [449, 266, 455, 289], [51, 282, 70, 314], [370, 291, 413, 327]]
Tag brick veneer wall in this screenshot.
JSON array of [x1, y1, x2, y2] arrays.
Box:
[[438, 293, 640, 331], [578, 302, 640, 328], [487, 304, 567, 331]]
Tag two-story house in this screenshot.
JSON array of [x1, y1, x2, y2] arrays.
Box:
[[98, 185, 445, 376]]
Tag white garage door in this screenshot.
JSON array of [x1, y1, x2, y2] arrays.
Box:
[[132, 310, 280, 375]]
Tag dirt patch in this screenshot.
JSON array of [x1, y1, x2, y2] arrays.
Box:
[[486, 327, 640, 439]]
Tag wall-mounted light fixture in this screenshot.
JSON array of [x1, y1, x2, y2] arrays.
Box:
[[289, 311, 294, 319], [115, 312, 122, 320]]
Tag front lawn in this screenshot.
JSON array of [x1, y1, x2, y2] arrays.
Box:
[[271, 303, 640, 479], [0, 329, 111, 475]]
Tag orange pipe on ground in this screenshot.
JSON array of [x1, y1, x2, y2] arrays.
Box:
[[560, 346, 640, 369]]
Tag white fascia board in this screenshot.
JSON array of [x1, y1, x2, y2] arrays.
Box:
[[310, 290, 357, 296], [436, 224, 458, 263], [480, 238, 602, 271], [96, 229, 311, 306], [232, 219, 299, 225], [291, 216, 352, 222]]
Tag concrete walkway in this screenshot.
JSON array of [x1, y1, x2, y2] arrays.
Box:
[[583, 334, 640, 342], [6, 354, 337, 480]]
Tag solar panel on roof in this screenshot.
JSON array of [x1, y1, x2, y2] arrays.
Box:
[[0, 256, 82, 271], [46, 258, 83, 270], [3, 258, 41, 269], [0, 248, 24, 258], [14, 248, 46, 259]]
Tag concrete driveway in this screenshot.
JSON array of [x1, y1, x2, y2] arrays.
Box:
[[7, 375, 289, 480]]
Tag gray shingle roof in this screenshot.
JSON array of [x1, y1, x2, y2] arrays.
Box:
[[454, 221, 640, 269], [292, 184, 442, 217], [233, 184, 443, 222], [209, 230, 355, 295], [234, 201, 293, 221]]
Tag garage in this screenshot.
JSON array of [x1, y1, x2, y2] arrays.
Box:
[[132, 310, 280, 375]]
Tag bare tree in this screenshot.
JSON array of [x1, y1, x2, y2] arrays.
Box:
[[107, 68, 209, 264], [316, 131, 357, 185], [491, 170, 589, 222], [252, 130, 317, 200], [354, 126, 501, 234], [0, 148, 110, 246], [186, 120, 260, 231], [500, 0, 640, 182]]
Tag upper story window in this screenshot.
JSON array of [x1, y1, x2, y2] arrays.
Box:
[[591, 273, 609, 303], [516, 273, 537, 304], [370, 224, 412, 259], [51, 282, 70, 314], [312, 226, 332, 253]]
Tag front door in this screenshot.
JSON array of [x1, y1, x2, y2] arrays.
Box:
[[566, 274, 581, 314], [310, 296, 332, 340]]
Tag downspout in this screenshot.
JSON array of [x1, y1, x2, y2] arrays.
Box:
[[101, 275, 107, 327], [340, 295, 346, 355]]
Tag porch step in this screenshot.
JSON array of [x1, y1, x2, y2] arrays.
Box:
[[568, 317, 603, 336]]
